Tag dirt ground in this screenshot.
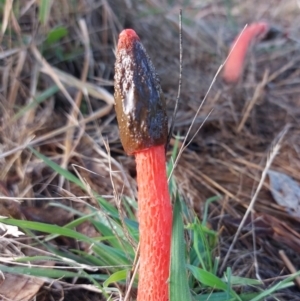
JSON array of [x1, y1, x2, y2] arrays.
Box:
[[1, 0, 300, 300]]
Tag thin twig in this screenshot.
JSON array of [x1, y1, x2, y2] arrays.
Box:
[[0, 0, 13, 41], [166, 9, 182, 151], [8, 50, 27, 108], [279, 250, 300, 289], [0, 105, 113, 160], [251, 210, 261, 281], [220, 124, 290, 273], [124, 257, 140, 301], [59, 19, 90, 188], [169, 27, 250, 180], [237, 69, 269, 132]]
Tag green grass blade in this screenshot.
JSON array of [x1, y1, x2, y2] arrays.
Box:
[[15, 256, 62, 263], [71, 249, 107, 266], [187, 265, 242, 301], [187, 265, 227, 290], [250, 271, 300, 301], [29, 147, 125, 217], [38, 0, 52, 25], [0, 218, 93, 243], [46, 26, 68, 45], [13, 86, 59, 121], [92, 243, 130, 267], [187, 219, 217, 273], [194, 292, 236, 301], [170, 194, 192, 301], [28, 146, 86, 190], [202, 196, 220, 226], [194, 292, 260, 301], [103, 269, 129, 287], [226, 268, 233, 299], [227, 276, 261, 286], [191, 221, 208, 271], [213, 256, 220, 276], [0, 264, 98, 280]]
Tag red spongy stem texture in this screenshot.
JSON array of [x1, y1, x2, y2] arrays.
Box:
[[222, 22, 269, 84], [135, 145, 172, 301]]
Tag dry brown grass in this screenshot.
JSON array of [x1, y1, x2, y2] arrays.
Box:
[[1, 0, 300, 300]]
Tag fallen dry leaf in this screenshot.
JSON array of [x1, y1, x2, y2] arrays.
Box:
[[0, 273, 44, 301], [268, 170, 300, 218]]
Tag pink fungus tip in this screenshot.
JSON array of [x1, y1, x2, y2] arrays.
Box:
[[222, 22, 269, 84], [117, 29, 140, 51]]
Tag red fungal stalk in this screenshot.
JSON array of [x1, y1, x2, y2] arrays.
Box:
[[222, 22, 269, 83], [114, 29, 172, 301], [136, 145, 172, 300]]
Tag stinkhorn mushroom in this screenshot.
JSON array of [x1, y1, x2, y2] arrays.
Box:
[[222, 22, 269, 83], [114, 29, 172, 301]]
